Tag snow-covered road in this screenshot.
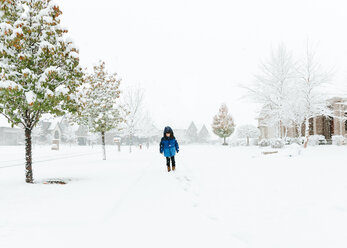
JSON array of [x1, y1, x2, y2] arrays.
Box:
[[1, 145, 347, 248]]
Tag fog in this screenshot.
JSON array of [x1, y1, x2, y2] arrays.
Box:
[[56, 0, 347, 129]]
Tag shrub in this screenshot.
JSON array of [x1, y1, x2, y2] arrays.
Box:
[[308, 135, 327, 146], [259, 139, 270, 147], [270, 138, 285, 149], [332, 135, 346, 146]]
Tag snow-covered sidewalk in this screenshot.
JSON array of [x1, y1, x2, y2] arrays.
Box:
[[1, 145, 347, 248]]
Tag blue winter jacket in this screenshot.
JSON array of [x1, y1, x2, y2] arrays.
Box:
[[160, 126, 179, 158]]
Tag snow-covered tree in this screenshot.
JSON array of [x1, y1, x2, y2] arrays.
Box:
[[186, 121, 198, 143], [88, 132, 99, 147], [235, 125, 260, 146], [285, 99, 306, 138], [297, 45, 331, 148], [61, 125, 76, 146], [137, 112, 157, 147], [246, 45, 297, 138], [198, 124, 210, 143], [0, 0, 83, 183], [212, 104, 235, 145], [123, 87, 144, 153], [76, 61, 123, 160]]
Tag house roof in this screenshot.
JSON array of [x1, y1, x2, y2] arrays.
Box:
[[47, 119, 59, 131]]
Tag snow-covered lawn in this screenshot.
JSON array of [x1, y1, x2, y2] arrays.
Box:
[[1, 145, 347, 248]]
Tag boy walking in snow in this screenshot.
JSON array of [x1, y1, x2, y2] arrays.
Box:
[[160, 126, 179, 172]]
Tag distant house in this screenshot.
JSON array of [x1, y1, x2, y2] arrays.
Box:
[[173, 129, 188, 144], [41, 118, 63, 140], [173, 123, 211, 144], [198, 125, 210, 142], [258, 97, 347, 142], [35, 116, 89, 145], [0, 116, 24, 146]]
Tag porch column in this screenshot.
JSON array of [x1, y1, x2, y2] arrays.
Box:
[[313, 117, 317, 135]]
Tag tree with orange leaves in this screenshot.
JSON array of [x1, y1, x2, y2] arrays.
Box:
[[212, 104, 235, 145], [75, 61, 124, 160], [0, 0, 83, 183]]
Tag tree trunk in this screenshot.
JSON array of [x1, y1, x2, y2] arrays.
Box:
[[101, 131, 106, 160], [296, 124, 301, 138], [284, 127, 288, 139], [223, 137, 227, 145], [246, 136, 250, 146], [304, 118, 310, 148], [25, 128, 33, 183], [129, 134, 133, 153]]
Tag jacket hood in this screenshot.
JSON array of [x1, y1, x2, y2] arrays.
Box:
[[163, 126, 174, 137]]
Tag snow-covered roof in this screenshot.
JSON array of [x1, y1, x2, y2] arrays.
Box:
[[47, 119, 59, 131]]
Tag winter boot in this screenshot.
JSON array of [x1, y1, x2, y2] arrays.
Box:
[[167, 166, 171, 172], [172, 165, 176, 171]]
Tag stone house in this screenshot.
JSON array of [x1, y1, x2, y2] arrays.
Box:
[[258, 97, 347, 142]]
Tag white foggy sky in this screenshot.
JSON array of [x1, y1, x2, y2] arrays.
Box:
[[59, 0, 347, 130]]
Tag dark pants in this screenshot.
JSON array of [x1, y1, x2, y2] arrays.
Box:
[[166, 156, 175, 167]]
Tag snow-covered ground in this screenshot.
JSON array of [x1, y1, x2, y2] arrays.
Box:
[[1, 144, 347, 248]]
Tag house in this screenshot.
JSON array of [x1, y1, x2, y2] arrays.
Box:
[[0, 116, 24, 146], [34, 116, 90, 145], [258, 97, 347, 141]]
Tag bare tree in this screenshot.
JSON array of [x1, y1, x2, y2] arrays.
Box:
[[246, 44, 297, 138], [297, 44, 331, 148], [123, 87, 144, 152], [137, 111, 157, 148]]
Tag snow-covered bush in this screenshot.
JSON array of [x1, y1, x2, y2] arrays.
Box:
[[270, 138, 285, 149], [332, 135, 346, 146], [230, 137, 258, 147], [259, 139, 270, 147], [284, 137, 304, 145], [308, 135, 327, 146], [284, 137, 297, 145]]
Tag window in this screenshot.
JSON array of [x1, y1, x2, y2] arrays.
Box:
[[54, 130, 60, 139]]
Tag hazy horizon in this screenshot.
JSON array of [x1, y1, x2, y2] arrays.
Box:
[[58, 0, 347, 130]]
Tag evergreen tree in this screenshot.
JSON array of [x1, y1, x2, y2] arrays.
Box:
[[212, 104, 235, 145], [198, 124, 210, 143], [0, 0, 83, 183], [186, 121, 198, 143], [75, 61, 123, 160]]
